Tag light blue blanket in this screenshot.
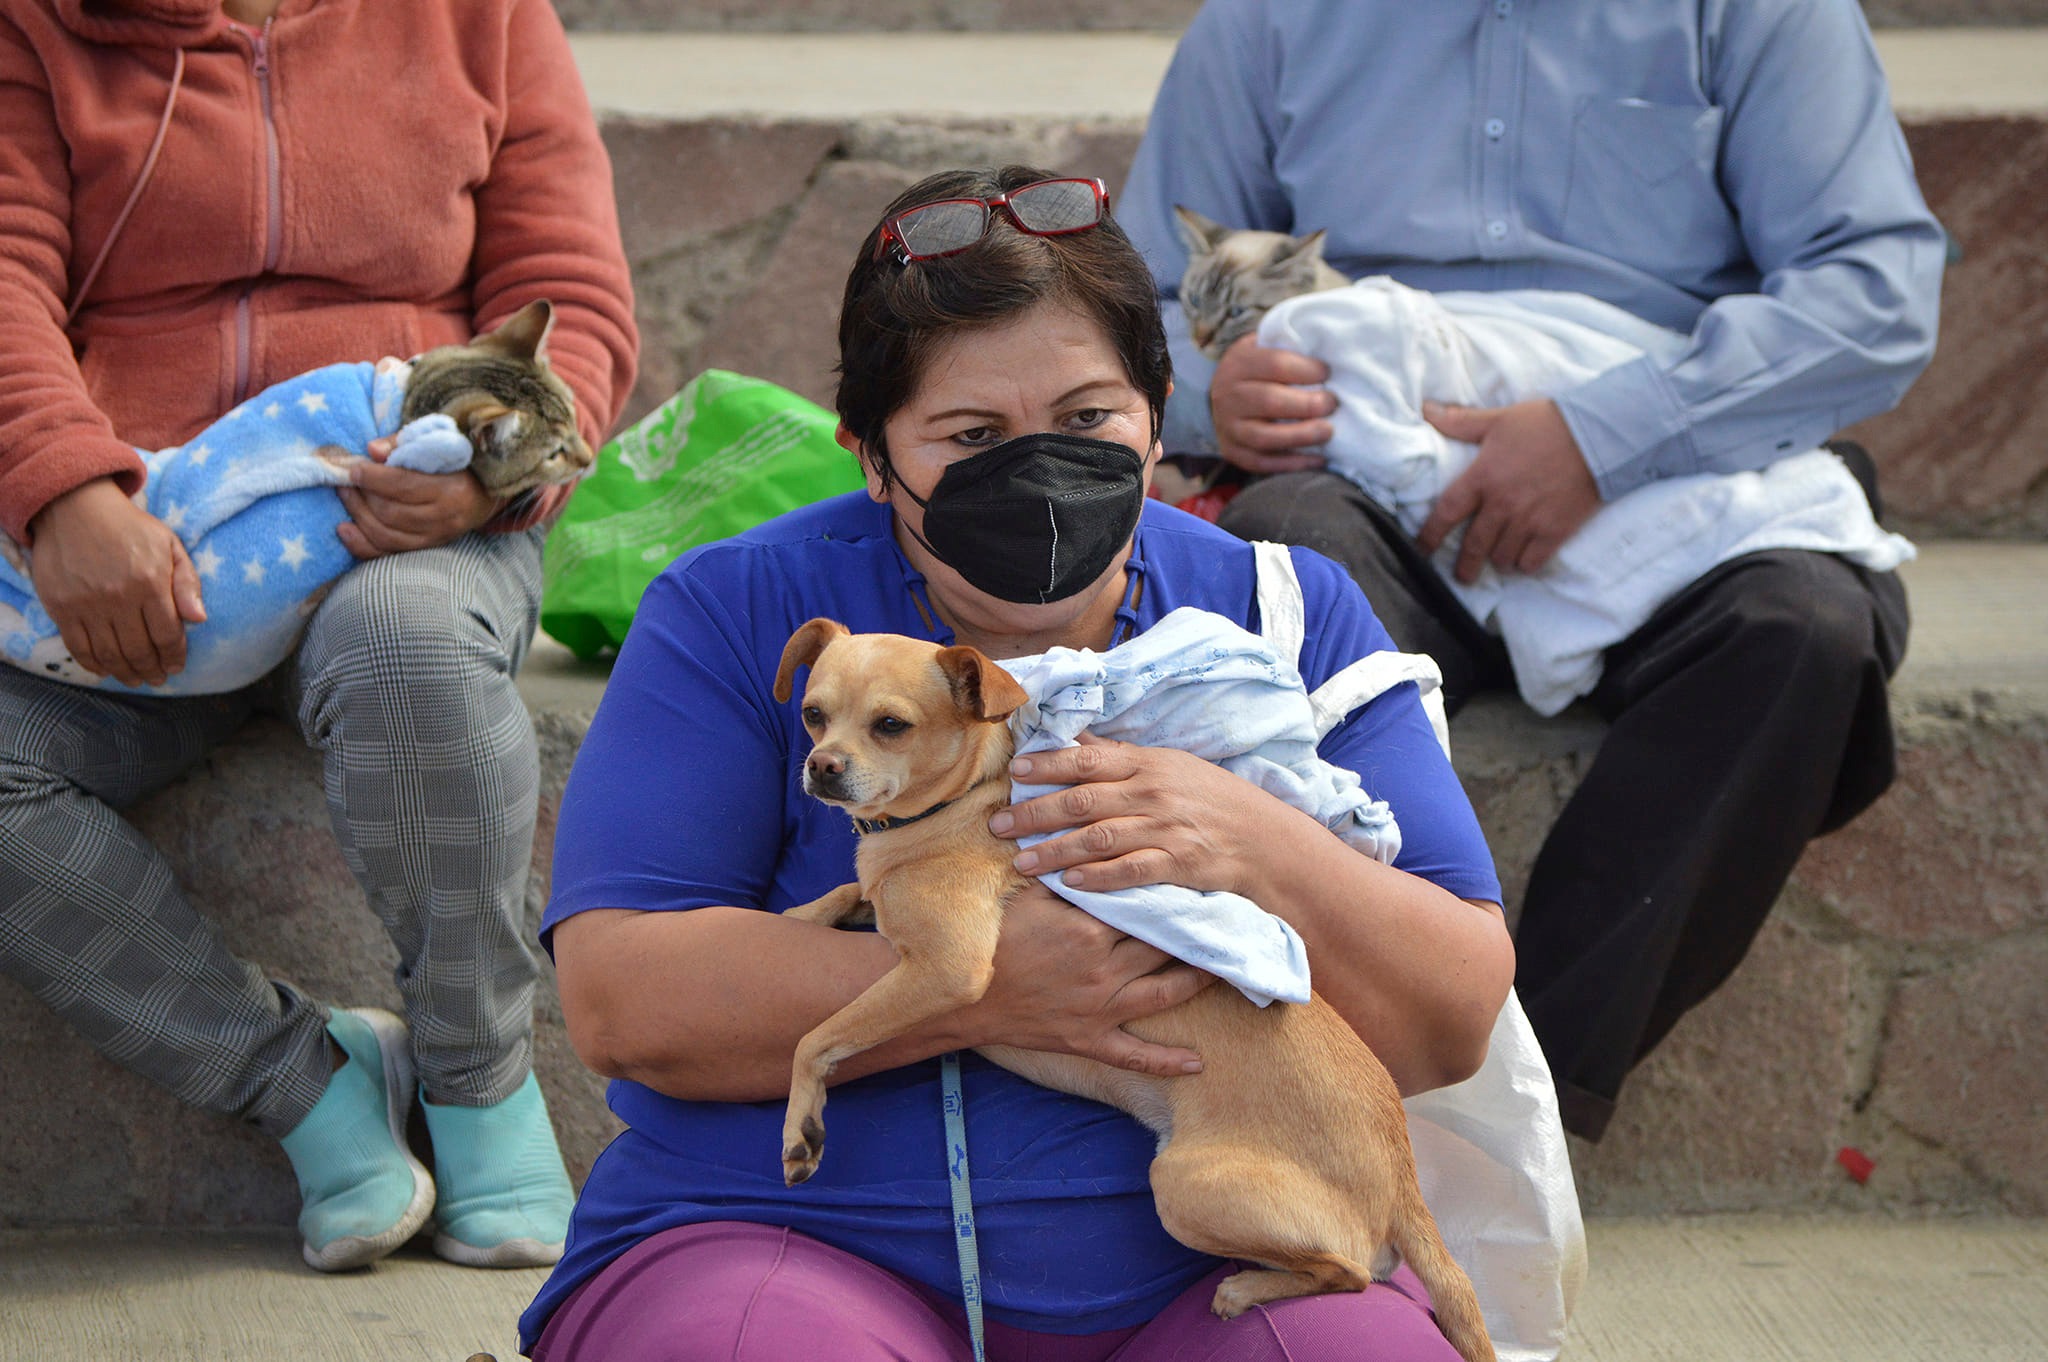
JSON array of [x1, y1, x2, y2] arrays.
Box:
[[999, 607, 1405, 1007], [0, 360, 472, 695]]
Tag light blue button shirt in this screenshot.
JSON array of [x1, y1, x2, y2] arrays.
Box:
[[1117, 0, 1946, 498]]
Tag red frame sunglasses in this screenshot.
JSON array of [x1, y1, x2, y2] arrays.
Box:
[[872, 177, 1110, 264]]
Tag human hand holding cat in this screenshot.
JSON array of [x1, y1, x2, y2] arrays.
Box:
[[336, 438, 503, 558], [1208, 335, 1337, 473], [27, 478, 206, 687], [1417, 398, 1601, 583]]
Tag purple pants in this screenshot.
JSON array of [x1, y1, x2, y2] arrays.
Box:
[[529, 1221, 1465, 1362]]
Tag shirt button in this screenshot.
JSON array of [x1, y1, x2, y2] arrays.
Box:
[[1485, 118, 1506, 139], [1486, 219, 1508, 240], [1495, 0, 1511, 15]]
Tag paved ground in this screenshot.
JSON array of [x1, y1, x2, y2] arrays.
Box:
[[563, 28, 2048, 119], [6, 1216, 2045, 1362]]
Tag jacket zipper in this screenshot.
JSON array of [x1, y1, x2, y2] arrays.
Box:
[[232, 19, 283, 406]]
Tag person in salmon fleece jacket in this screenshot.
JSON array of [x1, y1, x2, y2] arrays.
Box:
[[0, 0, 638, 1272]]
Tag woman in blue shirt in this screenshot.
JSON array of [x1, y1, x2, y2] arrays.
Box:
[[524, 166, 1514, 1362]]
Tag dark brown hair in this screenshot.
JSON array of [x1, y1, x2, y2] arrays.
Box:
[[835, 165, 1171, 490]]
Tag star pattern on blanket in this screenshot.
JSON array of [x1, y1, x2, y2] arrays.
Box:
[[1, 359, 476, 698]]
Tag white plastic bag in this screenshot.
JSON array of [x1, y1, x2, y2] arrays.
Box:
[[1257, 541, 1586, 1362]]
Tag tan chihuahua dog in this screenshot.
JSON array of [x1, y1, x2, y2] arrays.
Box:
[[772, 620, 1493, 1358]]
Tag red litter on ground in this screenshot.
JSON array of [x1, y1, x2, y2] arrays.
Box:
[[1836, 1146, 1876, 1184]]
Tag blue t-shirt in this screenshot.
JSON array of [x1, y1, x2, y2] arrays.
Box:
[[520, 493, 1501, 1349]]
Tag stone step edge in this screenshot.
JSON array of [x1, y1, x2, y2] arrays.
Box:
[[567, 28, 2048, 121], [514, 541, 2048, 720]]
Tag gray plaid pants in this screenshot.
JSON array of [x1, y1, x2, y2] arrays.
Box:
[[0, 530, 545, 1138]]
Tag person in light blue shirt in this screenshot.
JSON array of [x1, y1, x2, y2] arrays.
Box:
[[1118, 0, 1939, 1141]]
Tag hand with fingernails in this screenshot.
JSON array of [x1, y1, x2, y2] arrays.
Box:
[[1415, 397, 1601, 583]]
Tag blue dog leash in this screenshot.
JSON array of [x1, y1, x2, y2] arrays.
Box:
[[940, 1052, 988, 1362]]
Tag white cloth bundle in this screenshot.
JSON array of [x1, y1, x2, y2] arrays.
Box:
[[999, 604, 1403, 1007], [1259, 278, 1915, 714]]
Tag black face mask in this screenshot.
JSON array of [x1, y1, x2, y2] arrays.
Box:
[[894, 431, 1147, 604]]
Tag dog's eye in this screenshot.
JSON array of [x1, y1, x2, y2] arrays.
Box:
[[801, 705, 824, 728], [872, 716, 911, 737]]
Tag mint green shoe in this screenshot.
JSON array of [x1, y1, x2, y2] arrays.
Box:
[[278, 1007, 436, 1272], [421, 1072, 573, 1268]]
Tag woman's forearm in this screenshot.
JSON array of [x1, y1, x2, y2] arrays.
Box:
[[553, 905, 975, 1102], [1236, 800, 1515, 1096], [554, 795, 1515, 1105]]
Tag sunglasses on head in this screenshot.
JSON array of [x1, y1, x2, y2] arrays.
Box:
[[873, 177, 1109, 264]]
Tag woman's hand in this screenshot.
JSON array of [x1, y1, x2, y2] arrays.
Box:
[[952, 880, 1213, 1076], [989, 734, 1514, 1093], [27, 478, 206, 687], [336, 436, 503, 558], [990, 733, 1301, 900]]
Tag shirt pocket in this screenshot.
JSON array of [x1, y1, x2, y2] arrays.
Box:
[[1561, 97, 1738, 280]]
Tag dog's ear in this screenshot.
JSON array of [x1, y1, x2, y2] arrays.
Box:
[[935, 645, 1029, 722], [775, 619, 850, 702]]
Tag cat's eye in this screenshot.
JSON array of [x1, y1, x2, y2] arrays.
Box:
[[1226, 304, 1250, 319]]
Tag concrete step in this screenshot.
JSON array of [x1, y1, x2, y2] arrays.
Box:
[[7, 1216, 2046, 1361], [575, 27, 2048, 539], [549, 0, 2048, 32], [2, 544, 2041, 1231], [1458, 541, 2048, 1218]]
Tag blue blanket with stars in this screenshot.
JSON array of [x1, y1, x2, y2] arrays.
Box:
[[0, 359, 473, 696]]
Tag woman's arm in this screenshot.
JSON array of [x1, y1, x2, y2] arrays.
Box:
[[333, 0, 640, 553], [470, 0, 638, 462], [991, 736, 1515, 1096], [0, 14, 150, 543], [554, 884, 1214, 1103]]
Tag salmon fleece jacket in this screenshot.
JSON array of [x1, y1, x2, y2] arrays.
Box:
[[0, 0, 639, 542]]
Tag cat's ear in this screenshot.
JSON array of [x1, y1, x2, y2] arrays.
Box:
[[1173, 205, 1230, 255], [478, 299, 556, 361], [1266, 229, 1329, 269]]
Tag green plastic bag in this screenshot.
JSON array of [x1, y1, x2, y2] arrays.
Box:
[[541, 370, 866, 658]]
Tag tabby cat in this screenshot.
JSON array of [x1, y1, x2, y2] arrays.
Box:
[[1174, 205, 1351, 360], [0, 299, 592, 694], [404, 299, 593, 498]]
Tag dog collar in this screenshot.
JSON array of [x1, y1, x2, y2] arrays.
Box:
[[850, 798, 956, 836]]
